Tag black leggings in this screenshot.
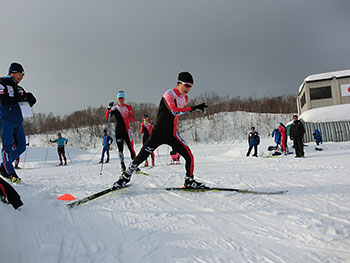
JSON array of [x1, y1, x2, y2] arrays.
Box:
[[133, 130, 194, 177]]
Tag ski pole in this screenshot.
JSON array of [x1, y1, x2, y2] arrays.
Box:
[[99, 146, 106, 175], [44, 148, 49, 166], [22, 145, 29, 169], [66, 146, 73, 164], [100, 160, 104, 175], [88, 148, 100, 163]]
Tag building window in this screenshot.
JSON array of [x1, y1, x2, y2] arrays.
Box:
[[310, 86, 332, 100], [300, 93, 306, 108]]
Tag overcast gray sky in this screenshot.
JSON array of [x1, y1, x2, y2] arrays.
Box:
[[1, 0, 349, 115]]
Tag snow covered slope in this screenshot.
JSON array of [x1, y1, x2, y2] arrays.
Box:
[[28, 111, 293, 148], [1, 140, 350, 263]]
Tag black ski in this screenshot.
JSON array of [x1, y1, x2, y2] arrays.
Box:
[[67, 185, 130, 208], [165, 187, 288, 195]]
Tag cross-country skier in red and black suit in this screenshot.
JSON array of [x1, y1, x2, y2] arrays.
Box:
[[105, 91, 136, 172], [114, 72, 208, 189], [140, 114, 155, 167]]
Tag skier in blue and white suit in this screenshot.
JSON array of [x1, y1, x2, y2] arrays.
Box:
[[0, 63, 36, 183], [272, 128, 281, 150], [99, 129, 113, 163]]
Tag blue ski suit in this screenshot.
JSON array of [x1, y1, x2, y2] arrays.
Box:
[[101, 134, 113, 162], [272, 129, 281, 146], [0, 76, 36, 175]]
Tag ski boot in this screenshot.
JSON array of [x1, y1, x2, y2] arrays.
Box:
[[99, 160, 103, 164], [105, 160, 109, 163], [8, 173, 21, 184], [183, 177, 206, 189], [113, 172, 131, 188]]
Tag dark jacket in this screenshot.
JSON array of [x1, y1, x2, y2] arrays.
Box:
[[0, 76, 36, 123], [290, 120, 305, 139], [248, 131, 260, 147]]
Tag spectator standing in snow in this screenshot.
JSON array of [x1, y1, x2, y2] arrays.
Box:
[[0, 62, 36, 183], [99, 129, 113, 163], [289, 115, 305, 158], [246, 127, 259, 157], [313, 129, 322, 146], [114, 72, 208, 189], [50, 133, 68, 165], [278, 122, 287, 154], [272, 128, 281, 150], [105, 91, 136, 172], [170, 149, 181, 164], [140, 114, 155, 167]]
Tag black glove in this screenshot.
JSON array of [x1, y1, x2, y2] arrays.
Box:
[[107, 101, 114, 109], [23, 92, 37, 107], [191, 103, 208, 112]]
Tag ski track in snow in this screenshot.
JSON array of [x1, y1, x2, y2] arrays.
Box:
[[1, 141, 350, 263]]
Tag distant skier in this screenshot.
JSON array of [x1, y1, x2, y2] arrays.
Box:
[[105, 91, 136, 172], [246, 127, 259, 157], [289, 115, 305, 158], [170, 149, 181, 165], [271, 128, 281, 150], [99, 129, 113, 163], [140, 114, 155, 167], [313, 129, 322, 146], [278, 122, 287, 154], [50, 133, 68, 165], [114, 72, 208, 189], [0, 62, 36, 183]]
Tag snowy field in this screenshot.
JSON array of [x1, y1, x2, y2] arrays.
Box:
[[1, 139, 350, 263]]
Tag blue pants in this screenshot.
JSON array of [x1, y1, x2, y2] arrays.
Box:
[[1, 120, 26, 175], [101, 145, 110, 162]]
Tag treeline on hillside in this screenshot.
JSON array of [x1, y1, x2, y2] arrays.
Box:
[[23, 94, 296, 136]]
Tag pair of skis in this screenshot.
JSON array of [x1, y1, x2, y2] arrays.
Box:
[[67, 184, 288, 208]]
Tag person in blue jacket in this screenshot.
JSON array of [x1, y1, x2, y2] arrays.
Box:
[[50, 133, 69, 165], [271, 128, 281, 150], [99, 129, 113, 163], [0, 62, 36, 183], [313, 129, 322, 146], [246, 127, 260, 157]]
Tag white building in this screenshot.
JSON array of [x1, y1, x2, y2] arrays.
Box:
[[297, 69, 350, 115]]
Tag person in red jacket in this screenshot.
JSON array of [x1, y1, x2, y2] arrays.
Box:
[[140, 114, 155, 167], [114, 72, 208, 189], [278, 122, 287, 154], [105, 91, 136, 172]]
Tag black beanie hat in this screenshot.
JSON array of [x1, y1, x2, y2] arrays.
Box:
[[178, 72, 193, 84], [8, 62, 25, 75]]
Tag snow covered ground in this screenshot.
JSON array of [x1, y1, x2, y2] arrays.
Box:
[[1, 138, 350, 263]]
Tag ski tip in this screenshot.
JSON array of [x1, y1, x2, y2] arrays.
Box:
[[57, 193, 76, 201]]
